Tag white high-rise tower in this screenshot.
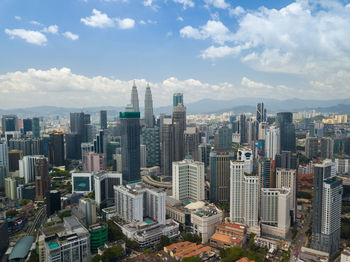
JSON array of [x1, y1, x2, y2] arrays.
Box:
[[130, 81, 140, 112], [144, 83, 154, 128]]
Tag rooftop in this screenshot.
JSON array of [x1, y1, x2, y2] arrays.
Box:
[[8, 236, 34, 260]]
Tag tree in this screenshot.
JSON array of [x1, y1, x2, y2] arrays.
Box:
[[182, 257, 201, 262], [88, 191, 95, 200], [182, 233, 202, 244], [27, 250, 38, 262], [102, 245, 124, 262], [21, 199, 31, 206], [92, 255, 102, 262], [107, 220, 124, 242], [58, 210, 71, 220], [6, 209, 18, 218], [160, 235, 170, 247]]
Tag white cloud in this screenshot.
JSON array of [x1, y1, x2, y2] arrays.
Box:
[[81, 9, 115, 28], [140, 20, 146, 25], [200, 45, 241, 59], [4, 28, 47, 46], [180, 20, 233, 44], [30, 20, 42, 26], [229, 6, 245, 16], [177, 16, 184, 22], [204, 0, 229, 9], [63, 31, 79, 40], [173, 0, 194, 9], [42, 25, 58, 34], [14, 16, 21, 20], [116, 18, 135, 29]]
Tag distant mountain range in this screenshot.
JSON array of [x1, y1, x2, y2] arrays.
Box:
[[1, 98, 350, 117]]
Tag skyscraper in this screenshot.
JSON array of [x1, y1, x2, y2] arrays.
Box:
[[120, 105, 141, 183], [48, 132, 65, 167], [305, 137, 318, 159], [46, 190, 61, 216], [276, 112, 296, 152], [161, 118, 175, 176], [131, 81, 140, 112], [32, 117, 40, 138], [320, 137, 334, 159], [173, 93, 183, 107], [312, 161, 342, 255], [214, 126, 232, 152], [256, 102, 266, 123], [1, 115, 18, 133], [70, 112, 85, 137], [184, 127, 201, 159], [265, 126, 280, 160], [144, 83, 154, 128], [35, 157, 50, 201], [209, 151, 235, 203], [172, 102, 186, 161], [22, 118, 32, 135], [275, 151, 298, 170], [141, 126, 160, 168], [239, 114, 247, 144], [100, 110, 107, 130], [65, 133, 82, 160]]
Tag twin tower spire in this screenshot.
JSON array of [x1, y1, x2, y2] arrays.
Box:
[[130, 81, 154, 128]]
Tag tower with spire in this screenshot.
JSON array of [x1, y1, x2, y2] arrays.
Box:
[[144, 83, 154, 128], [130, 80, 140, 113]]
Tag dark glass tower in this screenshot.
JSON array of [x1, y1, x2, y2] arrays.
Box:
[[276, 112, 296, 152], [65, 133, 82, 160], [48, 132, 65, 167], [1, 115, 18, 133], [172, 101, 186, 162], [46, 190, 61, 216], [100, 110, 107, 130], [239, 114, 247, 144], [120, 106, 140, 183], [32, 117, 40, 138], [173, 93, 183, 107], [23, 119, 32, 135], [256, 102, 266, 123], [35, 157, 50, 201]]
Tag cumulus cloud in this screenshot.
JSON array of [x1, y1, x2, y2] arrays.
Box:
[[200, 45, 241, 59], [173, 0, 194, 9], [30, 20, 42, 26], [115, 18, 135, 29], [229, 6, 245, 16], [14, 16, 21, 20], [180, 20, 233, 44], [4, 29, 47, 46], [42, 25, 58, 34], [177, 16, 184, 22], [63, 31, 79, 40], [204, 0, 229, 9]]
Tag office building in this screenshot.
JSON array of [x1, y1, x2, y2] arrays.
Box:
[[8, 150, 22, 172], [276, 168, 297, 222], [1, 114, 18, 133], [230, 161, 259, 227], [43, 216, 90, 262], [93, 129, 106, 154], [209, 151, 235, 203], [78, 198, 97, 226], [335, 158, 350, 174], [140, 144, 147, 168], [161, 118, 175, 176], [173, 93, 183, 107], [256, 103, 266, 123], [89, 224, 108, 252], [305, 137, 319, 159], [82, 152, 106, 172], [320, 137, 334, 159], [239, 114, 247, 144], [66, 133, 82, 160], [215, 126, 232, 152], [5, 177, 17, 200], [265, 126, 280, 160], [0, 166, 8, 188], [35, 157, 50, 201], [141, 127, 160, 168], [70, 112, 85, 140], [184, 127, 201, 159], [198, 143, 211, 167], [261, 188, 291, 238], [100, 110, 107, 130], [8, 137, 44, 156], [275, 151, 298, 170], [32, 117, 40, 138], [258, 157, 276, 188], [130, 81, 140, 112], [173, 103, 186, 161], [72, 172, 94, 194], [48, 132, 65, 167], [172, 159, 205, 202], [312, 161, 342, 255], [120, 106, 141, 183], [17, 184, 35, 201], [237, 148, 253, 174], [258, 122, 268, 140], [46, 190, 61, 216], [276, 112, 296, 152], [144, 83, 154, 128], [247, 119, 258, 146], [94, 172, 122, 208], [23, 118, 32, 135], [19, 155, 44, 183], [0, 140, 9, 185]]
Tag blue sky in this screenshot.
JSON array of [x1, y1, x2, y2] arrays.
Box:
[[1, 0, 350, 108]]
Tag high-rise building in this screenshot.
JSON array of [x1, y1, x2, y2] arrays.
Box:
[[258, 122, 268, 140], [256, 103, 266, 123], [239, 114, 247, 144], [82, 152, 106, 173], [161, 118, 175, 176], [5, 177, 17, 200], [320, 137, 334, 159], [173, 103, 186, 161], [120, 106, 141, 183], [237, 148, 253, 174], [70, 112, 85, 137], [184, 127, 201, 159], [173, 93, 183, 107], [258, 157, 275, 188], [247, 119, 258, 146], [66, 133, 82, 160], [46, 190, 61, 216], [32, 117, 40, 138], [8, 150, 22, 172], [23, 118, 32, 135], [276, 168, 297, 222], [144, 84, 154, 128], [0, 140, 9, 171], [100, 110, 107, 130], [48, 132, 65, 167], [261, 188, 291, 238], [0, 166, 7, 188], [276, 112, 296, 152], [265, 126, 280, 160], [94, 172, 122, 208], [114, 183, 166, 225], [1, 115, 18, 133], [312, 161, 342, 255], [198, 143, 211, 167], [78, 198, 97, 226], [19, 155, 44, 184], [172, 159, 205, 202], [275, 151, 298, 170], [35, 157, 50, 201], [209, 151, 235, 203], [141, 127, 160, 168], [93, 129, 106, 154], [72, 172, 94, 194], [214, 126, 232, 152], [230, 161, 259, 227], [140, 144, 147, 168], [131, 81, 140, 112], [305, 137, 319, 159]]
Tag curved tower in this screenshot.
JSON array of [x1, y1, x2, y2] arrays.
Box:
[[130, 81, 140, 112], [144, 83, 154, 128]]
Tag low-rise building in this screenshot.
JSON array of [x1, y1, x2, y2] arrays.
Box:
[[209, 222, 247, 248], [298, 246, 329, 262], [164, 241, 214, 261]]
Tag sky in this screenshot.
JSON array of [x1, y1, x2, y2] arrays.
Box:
[[1, 0, 350, 109]]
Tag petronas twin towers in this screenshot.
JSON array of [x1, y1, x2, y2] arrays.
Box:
[[130, 81, 154, 128]]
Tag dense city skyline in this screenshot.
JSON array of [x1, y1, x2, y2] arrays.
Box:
[[1, 0, 350, 108]]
